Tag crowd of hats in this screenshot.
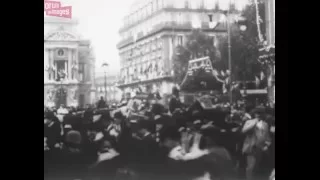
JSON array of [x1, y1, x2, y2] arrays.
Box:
[[44, 94, 275, 180]]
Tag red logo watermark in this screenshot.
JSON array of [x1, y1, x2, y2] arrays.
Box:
[[44, 0, 72, 19]]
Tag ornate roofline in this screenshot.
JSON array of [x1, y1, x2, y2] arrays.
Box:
[[44, 16, 78, 24], [44, 29, 79, 42]]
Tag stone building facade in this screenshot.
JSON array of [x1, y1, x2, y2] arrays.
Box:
[[44, 17, 96, 108], [117, 0, 235, 101]]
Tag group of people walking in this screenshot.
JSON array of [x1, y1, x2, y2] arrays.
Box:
[[44, 88, 275, 180]]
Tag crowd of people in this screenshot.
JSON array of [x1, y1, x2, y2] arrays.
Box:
[[44, 87, 275, 180]]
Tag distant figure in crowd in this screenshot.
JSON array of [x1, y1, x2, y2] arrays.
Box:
[[105, 111, 125, 140], [57, 104, 69, 115], [97, 96, 107, 109], [88, 137, 122, 180], [54, 130, 88, 180], [44, 112, 62, 149], [169, 86, 183, 114]]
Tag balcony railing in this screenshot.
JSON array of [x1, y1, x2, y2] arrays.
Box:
[[117, 71, 170, 88], [118, 21, 226, 49]]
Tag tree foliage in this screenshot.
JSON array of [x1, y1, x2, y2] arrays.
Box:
[[216, 0, 266, 82], [173, 0, 267, 84]]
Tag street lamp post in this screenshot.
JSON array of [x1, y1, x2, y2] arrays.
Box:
[[226, 9, 233, 106], [102, 62, 109, 103], [208, 0, 248, 107]]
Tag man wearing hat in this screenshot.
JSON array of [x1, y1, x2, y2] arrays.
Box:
[[241, 106, 271, 180], [97, 96, 107, 109], [51, 130, 88, 180], [44, 111, 62, 150], [169, 86, 183, 114], [105, 111, 125, 140], [87, 137, 123, 180]]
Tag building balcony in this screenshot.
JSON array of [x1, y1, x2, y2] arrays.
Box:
[[117, 21, 226, 49], [119, 7, 232, 33], [117, 73, 172, 89], [117, 36, 135, 49]]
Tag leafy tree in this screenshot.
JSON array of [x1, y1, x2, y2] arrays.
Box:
[[217, 0, 266, 82], [172, 0, 267, 86]]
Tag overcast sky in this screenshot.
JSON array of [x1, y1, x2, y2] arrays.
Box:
[[47, 0, 136, 76]]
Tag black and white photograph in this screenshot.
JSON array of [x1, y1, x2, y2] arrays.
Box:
[[44, 0, 275, 179]]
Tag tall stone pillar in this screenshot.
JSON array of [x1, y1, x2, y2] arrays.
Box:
[[65, 61, 68, 78], [44, 48, 48, 82], [68, 48, 72, 80], [50, 49, 57, 80], [75, 48, 79, 81]]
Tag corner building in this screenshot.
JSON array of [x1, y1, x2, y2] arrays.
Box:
[[117, 0, 231, 101], [44, 17, 96, 108]]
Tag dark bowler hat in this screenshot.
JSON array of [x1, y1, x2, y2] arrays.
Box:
[[159, 126, 181, 142], [154, 115, 167, 125], [44, 111, 55, 120], [138, 119, 154, 130], [114, 111, 125, 120], [172, 86, 180, 95], [151, 103, 164, 115], [65, 130, 82, 145]]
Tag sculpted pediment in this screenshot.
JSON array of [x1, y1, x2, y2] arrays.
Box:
[[45, 31, 78, 41]]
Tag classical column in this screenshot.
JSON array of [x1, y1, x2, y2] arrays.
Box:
[[44, 49, 49, 82], [75, 48, 79, 81], [65, 61, 68, 79], [68, 48, 72, 80], [51, 49, 57, 80]]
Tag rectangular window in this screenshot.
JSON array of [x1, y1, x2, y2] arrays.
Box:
[[178, 35, 183, 46], [209, 35, 216, 47], [153, 0, 157, 12], [204, 0, 216, 9], [157, 0, 162, 9], [189, 0, 202, 9], [78, 63, 85, 82], [149, 3, 152, 15], [163, 0, 172, 8], [79, 94, 85, 108], [158, 39, 162, 49], [218, 0, 229, 11], [177, 12, 183, 24], [173, 0, 185, 8], [86, 64, 91, 81]]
